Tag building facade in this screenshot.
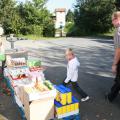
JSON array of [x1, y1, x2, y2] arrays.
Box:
[[55, 8, 66, 29]]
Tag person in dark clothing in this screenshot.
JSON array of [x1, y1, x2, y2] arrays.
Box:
[[107, 11, 120, 102], [108, 61, 120, 102]]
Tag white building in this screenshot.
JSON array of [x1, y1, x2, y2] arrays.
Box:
[[55, 8, 66, 29]]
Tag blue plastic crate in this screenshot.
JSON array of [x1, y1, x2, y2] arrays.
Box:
[[55, 85, 72, 94], [72, 96, 79, 103], [54, 85, 67, 94], [59, 85, 71, 93], [62, 114, 80, 120]]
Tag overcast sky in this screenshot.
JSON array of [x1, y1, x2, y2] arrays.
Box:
[[17, 0, 76, 12]]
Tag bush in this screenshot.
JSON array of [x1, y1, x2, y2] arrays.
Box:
[[43, 22, 55, 37], [64, 22, 74, 33], [65, 22, 84, 36], [20, 25, 43, 36]]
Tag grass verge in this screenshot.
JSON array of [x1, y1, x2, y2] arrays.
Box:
[[17, 34, 59, 40]]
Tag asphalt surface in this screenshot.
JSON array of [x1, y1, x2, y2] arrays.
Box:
[[0, 37, 120, 120]]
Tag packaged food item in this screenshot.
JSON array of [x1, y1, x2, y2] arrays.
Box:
[[54, 96, 79, 119], [55, 85, 72, 105], [28, 71, 45, 82], [8, 67, 29, 80], [10, 58, 26, 67], [54, 85, 79, 119]]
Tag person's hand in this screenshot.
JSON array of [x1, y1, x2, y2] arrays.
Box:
[[112, 64, 117, 74]]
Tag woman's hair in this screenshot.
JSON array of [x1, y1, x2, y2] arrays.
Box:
[[112, 11, 120, 19]]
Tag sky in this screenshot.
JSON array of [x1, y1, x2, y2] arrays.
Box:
[[17, 0, 76, 13]]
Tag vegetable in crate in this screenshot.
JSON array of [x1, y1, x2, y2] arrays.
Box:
[[44, 81, 53, 90], [27, 60, 41, 67], [35, 78, 49, 92]]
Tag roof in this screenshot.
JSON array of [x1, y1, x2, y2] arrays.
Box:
[[55, 8, 66, 12]]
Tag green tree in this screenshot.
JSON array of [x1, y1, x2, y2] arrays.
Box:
[[66, 9, 74, 22], [18, 0, 55, 36], [33, 0, 48, 9], [115, 0, 120, 10], [0, 0, 55, 36], [73, 0, 115, 35], [0, 0, 16, 34]]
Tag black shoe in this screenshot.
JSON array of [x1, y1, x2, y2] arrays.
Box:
[[62, 82, 67, 86]]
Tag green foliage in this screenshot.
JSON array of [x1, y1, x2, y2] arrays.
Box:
[[64, 22, 74, 33], [0, 0, 55, 37], [72, 0, 116, 36], [115, 0, 120, 10], [66, 9, 74, 22], [0, 0, 16, 34]]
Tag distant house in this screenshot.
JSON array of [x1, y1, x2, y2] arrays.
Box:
[[52, 8, 66, 37], [55, 8, 66, 29]]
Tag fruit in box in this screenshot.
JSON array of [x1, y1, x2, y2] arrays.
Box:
[[25, 80, 54, 94], [35, 79, 50, 91], [44, 80, 53, 90], [36, 83, 49, 91]]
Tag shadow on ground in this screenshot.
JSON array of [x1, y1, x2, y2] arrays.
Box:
[[1, 38, 120, 120]]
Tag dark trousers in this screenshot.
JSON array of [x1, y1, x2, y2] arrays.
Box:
[[2, 60, 5, 72], [63, 81, 88, 98], [108, 62, 120, 102]]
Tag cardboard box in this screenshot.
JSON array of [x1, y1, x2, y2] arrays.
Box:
[[6, 50, 28, 67], [23, 87, 56, 120], [24, 92, 55, 120]]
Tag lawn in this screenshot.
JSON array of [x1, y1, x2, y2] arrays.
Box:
[[18, 34, 59, 40]]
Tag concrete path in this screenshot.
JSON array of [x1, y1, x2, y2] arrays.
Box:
[[0, 37, 120, 120]]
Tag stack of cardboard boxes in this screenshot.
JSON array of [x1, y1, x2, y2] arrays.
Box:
[[54, 85, 80, 119]]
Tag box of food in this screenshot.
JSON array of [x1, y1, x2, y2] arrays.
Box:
[[23, 81, 56, 101], [55, 96, 79, 119], [23, 81, 56, 120], [6, 50, 28, 67], [8, 67, 29, 80], [24, 95, 55, 120], [55, 85, 72, 105]]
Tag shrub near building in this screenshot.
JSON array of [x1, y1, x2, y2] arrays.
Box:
[[0, 0, 55, 37]]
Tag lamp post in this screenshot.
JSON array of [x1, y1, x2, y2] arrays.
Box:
[[6, 34, 18, 49]]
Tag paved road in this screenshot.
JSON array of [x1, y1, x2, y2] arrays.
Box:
[[0, 37, 120, 120]]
